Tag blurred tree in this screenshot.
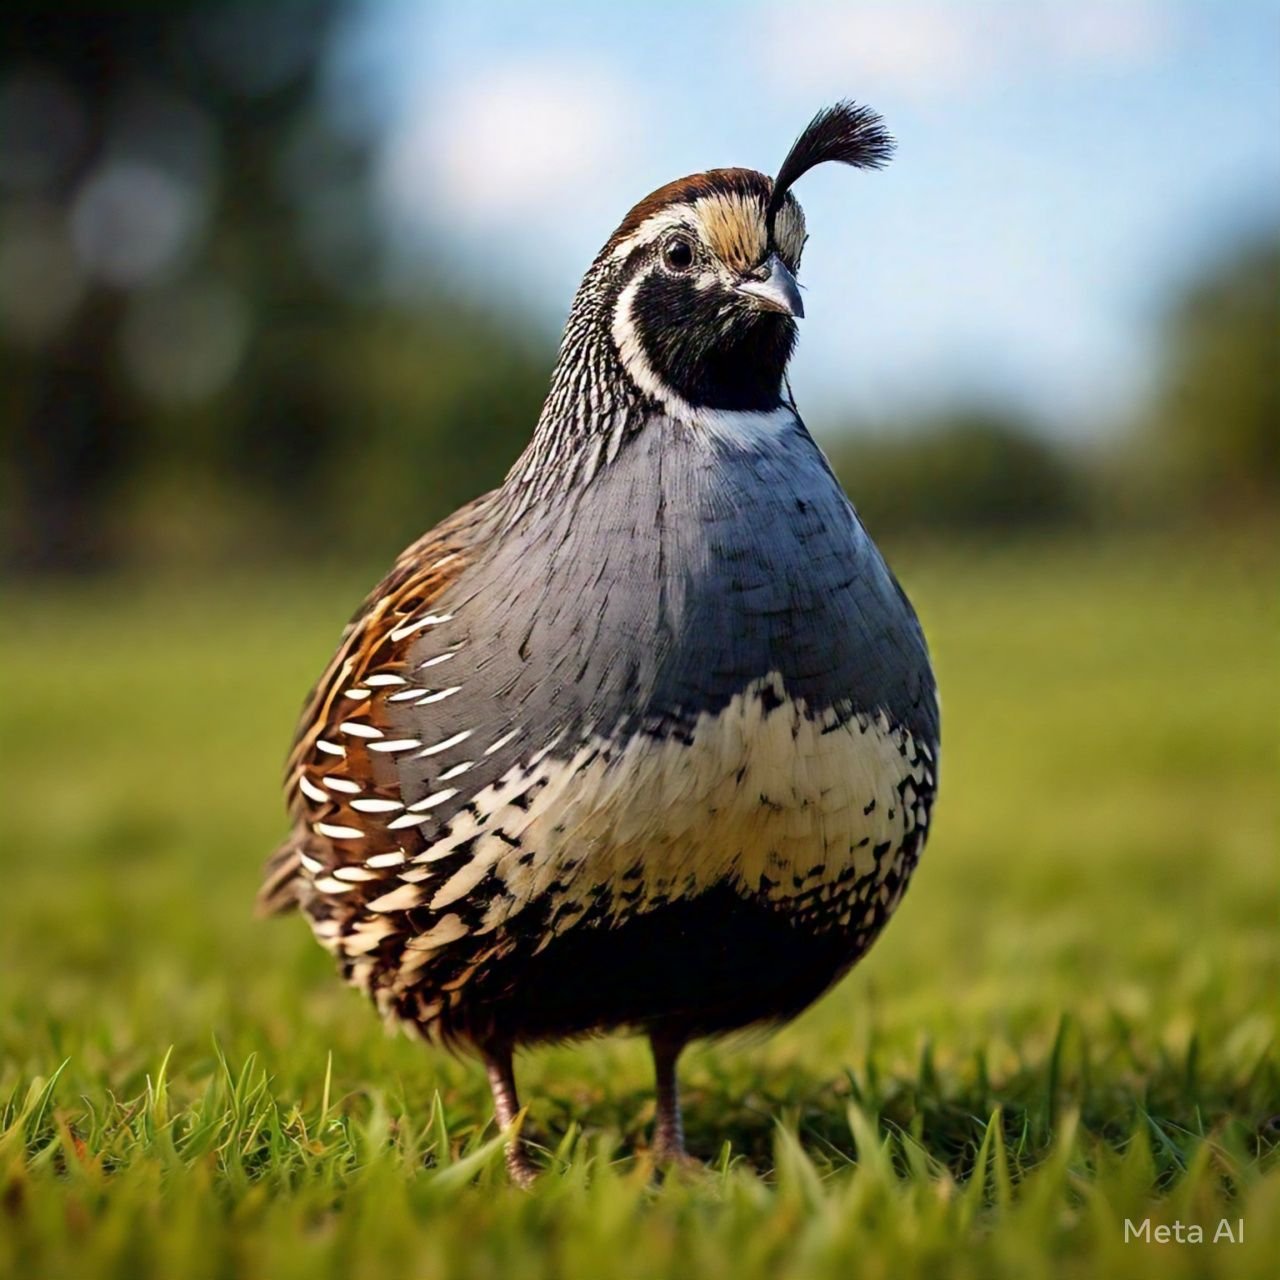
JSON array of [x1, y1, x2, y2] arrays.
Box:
[[0, 1, 359, 570], [1146, 234, 1279, 513], [0, 9, 145, 570], [828, 410, 1087, 538], [0, 1, 550, 574]]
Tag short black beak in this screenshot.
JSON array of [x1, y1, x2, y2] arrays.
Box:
[[735, 253, 804, 318]]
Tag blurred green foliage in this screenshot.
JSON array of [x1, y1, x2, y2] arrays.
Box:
[[0, 1, 551, 572], [1147, 235, 1279, 514], [0, 3, 1275, 575], [827, 410, 1088, 537]]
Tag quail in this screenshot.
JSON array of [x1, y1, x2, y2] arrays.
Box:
[[259, 101, 939, 1185]]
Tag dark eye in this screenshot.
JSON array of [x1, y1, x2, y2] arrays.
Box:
[[663, 236, 694, 272]]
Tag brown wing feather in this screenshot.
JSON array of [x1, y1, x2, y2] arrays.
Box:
[[256, 493, 494, 916]]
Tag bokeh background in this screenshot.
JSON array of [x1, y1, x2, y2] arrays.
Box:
[[0, 4, 1277, 1275], [2, 0, 1276, 570]]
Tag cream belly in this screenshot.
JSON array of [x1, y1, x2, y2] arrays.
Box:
[[369, 674, 935, 961]]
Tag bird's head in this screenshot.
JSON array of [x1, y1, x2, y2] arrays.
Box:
[[587, 101, 894, 417]]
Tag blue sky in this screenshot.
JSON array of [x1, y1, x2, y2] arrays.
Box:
[[329, 0, 1279, 438]]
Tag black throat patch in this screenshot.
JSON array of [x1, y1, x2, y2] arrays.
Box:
[[630, 271, 797, 412]]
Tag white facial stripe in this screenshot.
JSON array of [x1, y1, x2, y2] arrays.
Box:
[[611, 271, 680, 412], [607, 207, 691, 262]]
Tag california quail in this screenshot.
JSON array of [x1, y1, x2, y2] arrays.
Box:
[[259, 102, 939, 1184]]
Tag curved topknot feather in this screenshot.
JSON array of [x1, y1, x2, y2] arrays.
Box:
[[766, 101, 894, 238]]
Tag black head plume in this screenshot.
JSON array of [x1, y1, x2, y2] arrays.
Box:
[[766, 101, 894, 241]]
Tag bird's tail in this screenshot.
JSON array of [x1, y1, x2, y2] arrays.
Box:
[[256, 835, 303, 917]]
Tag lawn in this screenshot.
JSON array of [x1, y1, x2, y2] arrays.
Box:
[[1, 533, 1276, 1279]]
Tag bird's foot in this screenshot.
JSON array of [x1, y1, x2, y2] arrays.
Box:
[[650, 1135, 705, 1178], [504, 1139, 539, 1189]]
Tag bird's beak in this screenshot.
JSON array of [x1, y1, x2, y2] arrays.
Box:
[[735, 253, 804, 318]]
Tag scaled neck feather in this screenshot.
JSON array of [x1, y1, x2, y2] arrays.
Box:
[[500, 259, 799, 527]]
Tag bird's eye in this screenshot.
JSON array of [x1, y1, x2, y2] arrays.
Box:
[[663, 236, 694, 272]]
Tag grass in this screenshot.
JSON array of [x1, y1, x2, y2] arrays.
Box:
[[1, 532, 1276, 1279]]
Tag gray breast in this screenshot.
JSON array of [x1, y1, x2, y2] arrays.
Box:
[[396, 410, 937, 798]]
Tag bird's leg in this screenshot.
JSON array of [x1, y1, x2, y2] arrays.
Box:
[[483, 1043, 538, 1187], [649, 1030, 694, 1167]]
